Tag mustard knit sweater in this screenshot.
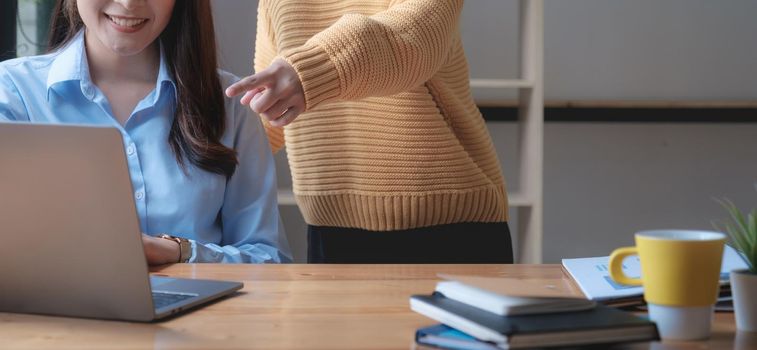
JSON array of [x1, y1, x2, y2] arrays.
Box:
[[255, 0, 508, 231]]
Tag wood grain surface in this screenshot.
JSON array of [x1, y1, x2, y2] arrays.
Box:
[[0, 264, 750, 349]]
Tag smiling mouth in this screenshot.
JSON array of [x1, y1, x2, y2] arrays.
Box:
[[105, 14, 148, 28]]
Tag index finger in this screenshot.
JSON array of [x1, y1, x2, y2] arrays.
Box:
[[225, 72, 273, 97]]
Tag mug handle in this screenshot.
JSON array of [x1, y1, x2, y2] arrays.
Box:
[[608, 247, 643, 286]]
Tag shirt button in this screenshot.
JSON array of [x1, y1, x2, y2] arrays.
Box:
[[135, 191, 144, 200], [126, 144, 136, 156]]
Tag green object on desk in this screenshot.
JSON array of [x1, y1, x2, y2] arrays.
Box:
[[716, 198, 757, 274]]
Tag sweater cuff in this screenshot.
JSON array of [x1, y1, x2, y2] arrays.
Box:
[[281, 43, 340, 111]]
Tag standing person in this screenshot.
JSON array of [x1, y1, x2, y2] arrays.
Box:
[[226, 0, 512, 263], [0, 0, 291, 264]]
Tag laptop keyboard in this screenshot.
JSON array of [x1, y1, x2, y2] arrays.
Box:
[[152, 291, 197, 309]]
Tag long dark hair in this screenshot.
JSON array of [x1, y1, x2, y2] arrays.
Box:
[[48, 0, 238, 178]]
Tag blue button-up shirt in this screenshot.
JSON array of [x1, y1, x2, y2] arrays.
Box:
[[0, 32, 291, 263]]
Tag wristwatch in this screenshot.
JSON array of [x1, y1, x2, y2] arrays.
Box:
[[158, 234, 191, 263]]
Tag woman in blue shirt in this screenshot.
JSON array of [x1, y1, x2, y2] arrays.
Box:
[[0, 0, 291, 264]]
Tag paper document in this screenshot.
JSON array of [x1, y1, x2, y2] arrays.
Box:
[[562, 245, 748, 301]]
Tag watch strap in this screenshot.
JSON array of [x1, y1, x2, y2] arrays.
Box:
[[158, 234, 191, 263]]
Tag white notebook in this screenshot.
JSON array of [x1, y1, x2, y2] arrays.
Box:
[[435, 277, 596, 316]]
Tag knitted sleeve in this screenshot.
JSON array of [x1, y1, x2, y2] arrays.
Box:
[[253, 0, 285, 152], [280, 0, 464, 111]]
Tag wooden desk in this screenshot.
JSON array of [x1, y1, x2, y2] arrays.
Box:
[[0, 264, 753, 349]]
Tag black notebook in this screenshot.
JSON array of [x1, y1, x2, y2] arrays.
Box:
[[410, 292, 658, 349]]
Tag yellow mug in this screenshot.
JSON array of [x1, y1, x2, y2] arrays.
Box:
[[608, 230, 725, 306]]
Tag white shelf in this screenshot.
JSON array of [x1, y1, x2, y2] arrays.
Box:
[[482, 0, 543, 263], [470, 79, 533, 89], [277, 189, 297, 206], [508, 192, 532, 207]]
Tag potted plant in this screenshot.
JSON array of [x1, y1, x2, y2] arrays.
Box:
[[717, 199, 757, 332]]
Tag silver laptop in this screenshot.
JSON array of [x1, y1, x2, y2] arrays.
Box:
[[0, 122, 243, 322]]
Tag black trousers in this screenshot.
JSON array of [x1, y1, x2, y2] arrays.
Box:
[[307, 222, 513, 264]]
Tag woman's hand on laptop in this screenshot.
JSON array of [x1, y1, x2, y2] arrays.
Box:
[[142, 234, 181, 265]]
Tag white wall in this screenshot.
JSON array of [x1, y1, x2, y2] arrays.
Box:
[[212, 0, 757, 263], [464, 0, 757, 102], [493, 122, 757, 262]]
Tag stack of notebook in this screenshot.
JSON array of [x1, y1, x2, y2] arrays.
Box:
[[410, 275, 659, 349]]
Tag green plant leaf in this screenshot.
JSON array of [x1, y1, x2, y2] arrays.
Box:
[[724, 201, 749, 235], [716, 198, 757, 273], [748, 209, 757, 247], [725, 221, 748, 254]]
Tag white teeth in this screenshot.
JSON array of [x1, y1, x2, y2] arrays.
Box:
[[108, 15, 147, 28]]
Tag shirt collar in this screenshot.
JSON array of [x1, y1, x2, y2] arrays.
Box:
[[153, 44, 178, 106], [46, 31, 87, 99], [46, 31, 177, 104]]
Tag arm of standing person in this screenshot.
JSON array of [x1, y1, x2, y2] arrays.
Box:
[[226, 0, 463, 127]]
